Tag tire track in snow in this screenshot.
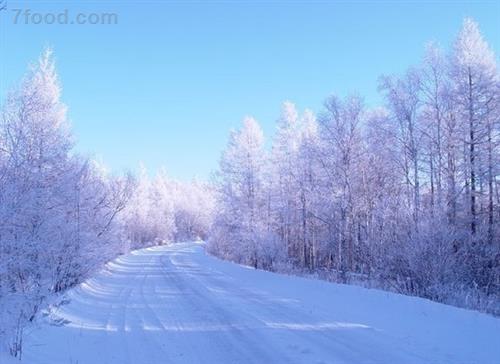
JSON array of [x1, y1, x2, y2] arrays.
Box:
[[23, 242, 493, 364], [159, 252, 297, 364], [169, 244, 429, 364]]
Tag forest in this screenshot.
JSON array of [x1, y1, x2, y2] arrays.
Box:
[[0, 17, 498, 357]]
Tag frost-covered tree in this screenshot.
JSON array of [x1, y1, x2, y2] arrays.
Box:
[[0, 50, 75, 356], [379, 69, 423, 228], [208, 18, 499, 315], [270, 101, 301, 261], [209, 117, 271, 267], [295, 110, 322, 269], [121, 166, 176, 247], [450, 18, 498, 241], [121, 166, 215, 248], [317, 95, 366, 277], [0, 49, 132, 358], [172, 179, 215, 241]]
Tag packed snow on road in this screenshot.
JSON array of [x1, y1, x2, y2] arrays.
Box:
[[16, 242, 500, 364]]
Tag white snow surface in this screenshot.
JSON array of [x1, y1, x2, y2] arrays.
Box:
[[20, 241, 500, 364]]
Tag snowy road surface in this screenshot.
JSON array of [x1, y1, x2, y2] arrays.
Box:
[[24, 242, 500, 364]]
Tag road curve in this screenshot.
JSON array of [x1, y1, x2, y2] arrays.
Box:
[[24, 242, 500, 364]]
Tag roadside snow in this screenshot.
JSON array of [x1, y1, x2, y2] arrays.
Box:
[[10, 241, 500, 364], [0, 352, 21, 364]]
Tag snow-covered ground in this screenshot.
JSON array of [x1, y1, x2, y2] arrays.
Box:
[[18, 241, 500, 364]]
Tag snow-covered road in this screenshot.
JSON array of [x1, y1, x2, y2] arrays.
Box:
[[24, 242, 500, 364]]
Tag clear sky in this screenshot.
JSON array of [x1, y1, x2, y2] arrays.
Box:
[[1, 1, 499, 180]]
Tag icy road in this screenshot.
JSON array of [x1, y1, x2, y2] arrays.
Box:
[[23, 242, 500, 364]]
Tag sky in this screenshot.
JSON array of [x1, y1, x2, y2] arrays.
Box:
[[1, 1, 499, 180]]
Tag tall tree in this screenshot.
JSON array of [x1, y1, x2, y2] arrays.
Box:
[[318, 95, 365, 276], [270, 101, 301, 260], [211, 117, 268, 267], [379, 70, 422, 228], [451, 18, 498, 239]]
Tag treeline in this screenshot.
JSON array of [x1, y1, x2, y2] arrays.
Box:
[[208, 19, 500, 314], [0, 51, 213, 358], [122, 166, 214, 248]]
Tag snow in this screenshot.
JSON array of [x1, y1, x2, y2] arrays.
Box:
[[16, 241, 500, 364], [0, 352, 21, 364]]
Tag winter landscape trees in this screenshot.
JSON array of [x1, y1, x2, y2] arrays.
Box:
[[209, 18, 499, 314], [0, 50, 214, 357], [0, 49, 131, 357], [0, 16, 498, 361]]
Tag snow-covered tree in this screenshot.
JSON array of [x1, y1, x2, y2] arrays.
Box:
[[0, 49, 132, 357], [209, 117, 271, 267], [208, 17, 499, 314], [450, 18, 498, 241], [269, 101, 301, 261]]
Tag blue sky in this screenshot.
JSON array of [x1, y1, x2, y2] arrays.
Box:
[[1, 1, 499, 180]]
